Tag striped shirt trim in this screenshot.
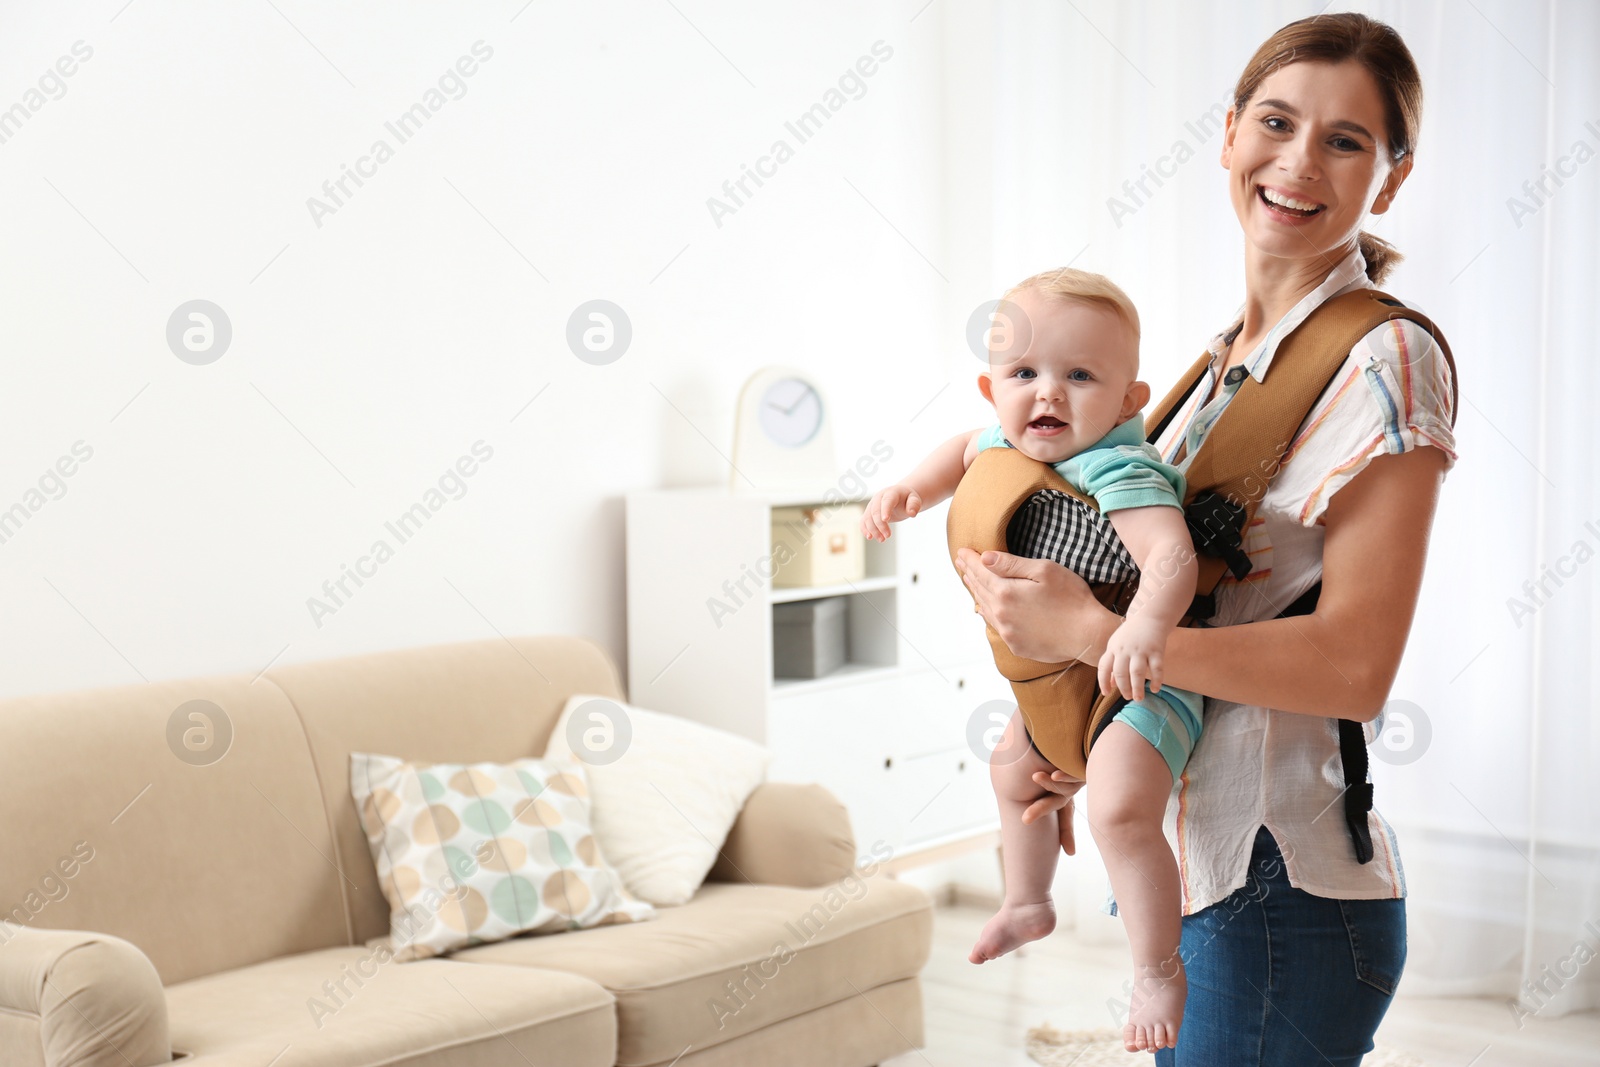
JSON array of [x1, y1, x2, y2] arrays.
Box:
[[1299, 432, 1386, 526], [1377, 814, 1402, 893], [1396, 323, 1416, 425], [1363, 350, 1407, 454], [1176, 767, 1192, 900], [1279, 365, 1363, 467]]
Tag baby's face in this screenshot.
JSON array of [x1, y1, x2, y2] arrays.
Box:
[[980, 290, 1144, 464]]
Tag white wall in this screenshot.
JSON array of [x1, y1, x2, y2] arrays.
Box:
[[0, 1, 1001, 697]]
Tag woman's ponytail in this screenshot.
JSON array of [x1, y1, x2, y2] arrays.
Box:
[[1357, 230, 1404, 287]]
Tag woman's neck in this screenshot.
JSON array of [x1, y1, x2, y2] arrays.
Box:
[[1235, 239, 1359, 346]]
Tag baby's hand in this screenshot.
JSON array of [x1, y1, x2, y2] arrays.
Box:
[[1097, 617, 1171, 702], [861, 485, 923, 542]]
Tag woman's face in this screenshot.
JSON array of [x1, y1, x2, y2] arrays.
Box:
[[1220, 59, 1412, 266]]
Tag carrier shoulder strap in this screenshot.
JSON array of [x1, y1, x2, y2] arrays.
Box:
[[1144, 350, 1212, 450], [1144, 288, 1458, 606]]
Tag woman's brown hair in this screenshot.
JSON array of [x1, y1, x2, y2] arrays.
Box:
[[1231, 13, 1422, 286]]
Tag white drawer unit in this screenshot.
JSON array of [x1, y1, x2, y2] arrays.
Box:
[[626, 486, 1006, 869]]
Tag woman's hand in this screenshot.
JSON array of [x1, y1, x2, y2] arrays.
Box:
[[955, 547, 1118, 664], [1021, 769, 1082, 855]]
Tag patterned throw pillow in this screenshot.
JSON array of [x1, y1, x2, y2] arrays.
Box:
[[350, 753, 653, 961]]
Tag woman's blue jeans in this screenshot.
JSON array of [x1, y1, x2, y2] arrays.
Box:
[[1153, 826, 1406, 1066]]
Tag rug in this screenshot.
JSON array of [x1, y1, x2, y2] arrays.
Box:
[[1025, 1025, 1429, 1065]]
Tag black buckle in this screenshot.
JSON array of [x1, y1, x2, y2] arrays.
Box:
[[1184, 491, 1253, 581], [1343, 780, 1375, 865]]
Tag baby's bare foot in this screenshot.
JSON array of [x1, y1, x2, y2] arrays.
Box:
[[1122, 960, 1186, 1053], [967, 899, 1056, 964]]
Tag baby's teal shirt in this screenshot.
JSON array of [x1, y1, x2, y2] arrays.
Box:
[[975, 416, 1186, 513]]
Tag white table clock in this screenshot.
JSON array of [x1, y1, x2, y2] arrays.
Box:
[[730, 367, 837, 495]]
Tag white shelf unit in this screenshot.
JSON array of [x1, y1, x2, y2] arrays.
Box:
[[769, 575, 897, 603], [625, 486, 1007, 867]]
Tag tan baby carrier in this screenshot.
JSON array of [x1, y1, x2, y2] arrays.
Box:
[[947, 289, 1458, 863]]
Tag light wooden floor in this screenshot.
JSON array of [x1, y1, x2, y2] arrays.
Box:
[[881, 901, 1600, 1067]]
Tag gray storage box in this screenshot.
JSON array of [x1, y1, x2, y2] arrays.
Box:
[[772, 596, 849, 679]]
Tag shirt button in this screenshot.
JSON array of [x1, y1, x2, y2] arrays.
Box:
[[1225, 367, 1247, 385]]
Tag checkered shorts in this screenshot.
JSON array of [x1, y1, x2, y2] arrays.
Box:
[[1005, 490, 1138, 585]]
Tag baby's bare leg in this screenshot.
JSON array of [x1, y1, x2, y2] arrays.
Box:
[[1086, 721, 1184, 1053], [969, 710, 1076, 964]]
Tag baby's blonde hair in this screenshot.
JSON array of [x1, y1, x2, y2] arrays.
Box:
[[1000, 267, 1141, 358]]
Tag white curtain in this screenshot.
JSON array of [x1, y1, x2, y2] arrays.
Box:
[[976, 0, 1600, 1018]]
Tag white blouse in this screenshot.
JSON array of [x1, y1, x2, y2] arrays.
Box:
[[1149, 245, 1458, 913]]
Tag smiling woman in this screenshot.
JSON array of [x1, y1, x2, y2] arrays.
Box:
[[955, 12, 1461, 1066]]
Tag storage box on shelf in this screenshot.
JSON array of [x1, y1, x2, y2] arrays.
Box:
[[625, 485, 1005, 868], [770, 502, 866, 587], [772, 596, 848, 679]]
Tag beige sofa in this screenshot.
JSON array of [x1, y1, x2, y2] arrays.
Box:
[[0, 635, 933, 1067]]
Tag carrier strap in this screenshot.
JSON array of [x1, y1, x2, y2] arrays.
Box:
[[1145, 289, 1458, 616], [1339, 719, 1377, 864], [1144, 350, 1213, 450], [1274, 580, 1373, 864]]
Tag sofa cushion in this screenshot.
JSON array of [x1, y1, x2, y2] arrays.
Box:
[[0, 1015, 44, 1067], [350, 752, 653, 961], [164, 945, 616, 1067], [265, 635, 629, 948], [0, 675, 348, 985], [652, 976, 924, 1067], [452, 877, 933, 1066], [544, 694, 771, 905]]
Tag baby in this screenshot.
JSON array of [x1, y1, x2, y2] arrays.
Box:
[[862, 268, 1200, 1053]]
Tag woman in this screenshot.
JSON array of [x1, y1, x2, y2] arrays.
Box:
[[956, 14, 1457, 1065]]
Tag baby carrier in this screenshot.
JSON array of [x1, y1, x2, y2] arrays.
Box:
[[946, 288, 1458, 863]]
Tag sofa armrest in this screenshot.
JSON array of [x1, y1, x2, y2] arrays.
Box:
[[0, 923, 169, 1067], [707, 781, 857, 887]]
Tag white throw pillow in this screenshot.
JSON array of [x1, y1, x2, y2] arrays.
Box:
[[543, 694, 770, 906]]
